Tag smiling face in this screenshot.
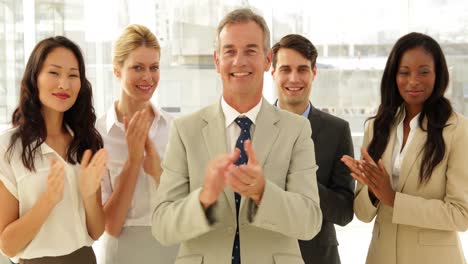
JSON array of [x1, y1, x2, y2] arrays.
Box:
[[115, 46, 160, 104], [37, 47, 81, 114], [214, 21, 271, 109], [396, 46, 436, 113], [272, 48, 316, 111]]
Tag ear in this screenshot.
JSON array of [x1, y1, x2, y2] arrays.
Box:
[[312, 65, 317, 80], [113, 65, 121, 78], [213, 50, 220, 73]]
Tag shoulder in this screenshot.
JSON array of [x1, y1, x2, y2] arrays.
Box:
[[445, 112, 468, 134], [157, 108, 175, 124], [173, 103, 218, 128], [313, 108, 350, 129], [274, 107, 311, 134], [95, 108, 110, 133], [0, 127, 19, 150]]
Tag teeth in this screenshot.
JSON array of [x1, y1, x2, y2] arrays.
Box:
[[138, 85, 152, 90], [286, 87, 302, 91], [232, 72, 250, 77]]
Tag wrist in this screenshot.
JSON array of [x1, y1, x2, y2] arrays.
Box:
[[199, 189, 215, 209]]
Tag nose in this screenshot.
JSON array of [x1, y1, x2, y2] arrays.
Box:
[[58, 77, 70, 90], [142, 69, 153, 83], [289, 70, 300, 83], [408, 73, 420, 87], [232, 53, 247, 66]]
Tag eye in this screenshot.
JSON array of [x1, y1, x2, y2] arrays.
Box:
[[224, 49, 235, 55], [150, 65, 159, 71], [69, 74, 80, 78], [398, 71, 409, 76], [419, 70, 430, 75], [247, 49, 257, 55], [132, 65, 143, 71], [48, 71, 59, 76]]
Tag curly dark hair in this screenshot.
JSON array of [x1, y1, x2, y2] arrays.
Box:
[[7, 36, 103, 171], [367, 32, 452, 184]]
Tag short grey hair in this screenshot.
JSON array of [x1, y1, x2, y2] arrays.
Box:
[[215, 8, 270, 53]]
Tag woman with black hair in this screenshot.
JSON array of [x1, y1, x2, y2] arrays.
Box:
[[342, 32, 468, 264], [0, 36, 108, 264]]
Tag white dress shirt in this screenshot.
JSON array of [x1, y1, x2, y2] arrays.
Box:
[[0, 127, 93, 260], [221, 97, 262, 152], [391, 109, 421, 190], [96, 102, 173, 227]]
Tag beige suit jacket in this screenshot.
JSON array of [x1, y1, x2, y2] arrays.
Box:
[[152, 100, 322, 264], [355, 111, 468, 264]]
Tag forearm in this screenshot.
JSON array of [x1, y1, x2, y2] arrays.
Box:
[[103, 160, 140, 236], [83, 193, 105, 240], [0, 194, 55, 257]]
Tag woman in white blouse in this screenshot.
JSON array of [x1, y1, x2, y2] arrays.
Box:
[[95, 24, 178, 264], [0, 36, 108, 263], [342, 32, 468, 264]]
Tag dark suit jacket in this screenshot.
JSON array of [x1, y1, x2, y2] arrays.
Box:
[[276, 103, 355, 264]]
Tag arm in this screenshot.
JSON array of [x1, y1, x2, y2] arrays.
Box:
[[0, 159, 64, 257], [317, 122, 355, 226], [351, 120, 379, 223], [392, 117, 468, 231], [79, 149, 108, 240], [247, 120, 322, 240], [103, 161, 141, 236], [103, 111, 150, 237], [152, 121, 229, 245]]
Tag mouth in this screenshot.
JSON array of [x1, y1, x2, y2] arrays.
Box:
[[52, 93, 70, 100], [406, 90, 424, 96], [231, 72, 251, 78], [284, 86, 304, 95], [136, 84, 153, 92]]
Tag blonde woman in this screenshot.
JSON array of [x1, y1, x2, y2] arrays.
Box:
[[96, 24, 178, 264]]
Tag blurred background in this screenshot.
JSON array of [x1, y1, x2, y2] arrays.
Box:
[[1, 0, 467, 263]]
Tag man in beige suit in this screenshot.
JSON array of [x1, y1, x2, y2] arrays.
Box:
[[152, 8, 322, 264]]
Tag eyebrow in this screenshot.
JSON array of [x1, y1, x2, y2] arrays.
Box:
[[278, 64, 311, 69], [49, 64, 79, 71], [132, 61, 159, 65], [222, 44, 260, 49]]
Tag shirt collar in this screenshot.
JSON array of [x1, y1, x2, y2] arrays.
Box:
[[277, 101, 311, 118], [105, 101, 167, 134], [397, 107, 421, 130], [221, 97, 262, 128], [41, 124, 74, 155]]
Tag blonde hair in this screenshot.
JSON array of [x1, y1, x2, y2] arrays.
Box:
[[112, 24, 160, 66]]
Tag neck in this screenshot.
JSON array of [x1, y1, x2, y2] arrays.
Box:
[[116, 93, 153, 122], [224, 94, 261, 114], [42, 108, 65, 136], [404, 104, 422, 122], [279, 100, 309, 115]]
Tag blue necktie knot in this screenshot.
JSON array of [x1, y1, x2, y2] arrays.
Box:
[[234, 117, 252, 166]]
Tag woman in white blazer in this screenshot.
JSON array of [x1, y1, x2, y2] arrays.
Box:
[[342, 32, 468, 264]]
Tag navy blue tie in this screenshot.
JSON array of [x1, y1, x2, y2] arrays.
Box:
[[231, 116, 252, 264]]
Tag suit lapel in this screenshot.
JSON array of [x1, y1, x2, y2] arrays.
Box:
[[240, 100, 280, 210], [308, 106, 322, 141], [201, 102, 236, 214], [381, 123, 397, 188], [396, 120, 427, 191]]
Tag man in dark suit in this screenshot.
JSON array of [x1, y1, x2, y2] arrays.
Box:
[[271, 34, 355, 264]]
